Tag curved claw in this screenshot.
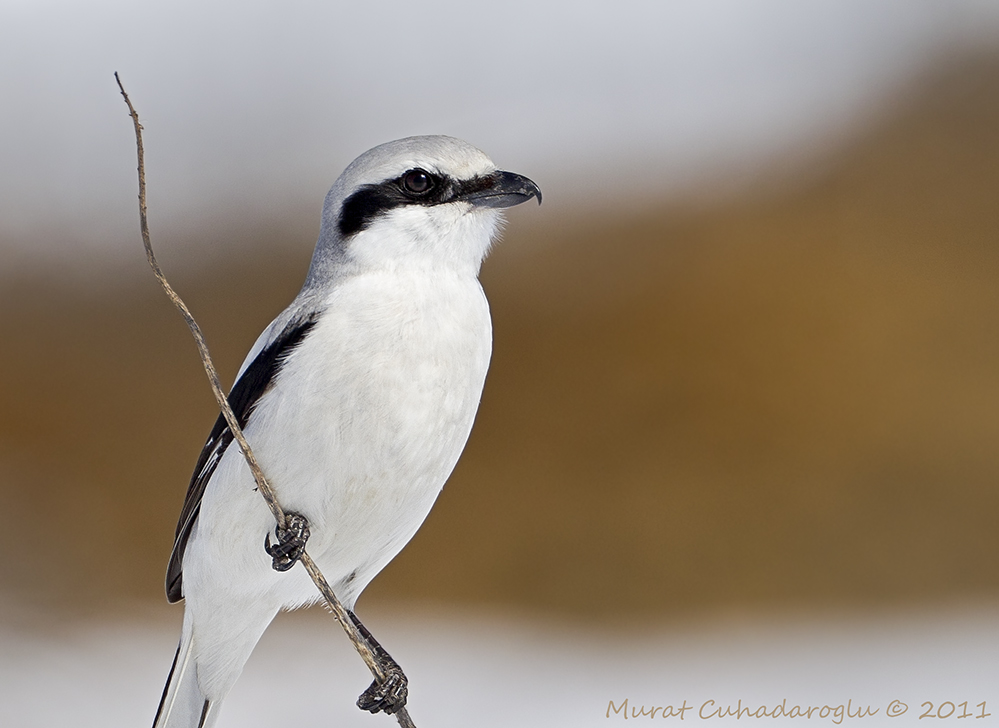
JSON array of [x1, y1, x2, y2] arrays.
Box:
[[264, 511, 310, 572], [357, 666, 409, 715]]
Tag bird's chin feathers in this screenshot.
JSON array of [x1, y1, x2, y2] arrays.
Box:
[[346, 203, 502, 275]]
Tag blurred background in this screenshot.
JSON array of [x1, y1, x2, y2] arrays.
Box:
[[3, 1, 999, 726]]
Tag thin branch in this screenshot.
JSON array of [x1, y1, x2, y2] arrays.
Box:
[[115, 73, 415, 728], [113, 73, 286, 533]]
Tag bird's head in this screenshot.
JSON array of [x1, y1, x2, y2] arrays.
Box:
[[305, 136, 540, 286]]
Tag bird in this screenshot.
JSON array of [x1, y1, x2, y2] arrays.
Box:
[[151, 135, 541, 728]]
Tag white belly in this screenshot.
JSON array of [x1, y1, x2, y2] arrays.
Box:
[[187, 268, 492, 610]]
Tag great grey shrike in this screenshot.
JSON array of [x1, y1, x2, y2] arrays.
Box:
[[152, 135, 541, 728]]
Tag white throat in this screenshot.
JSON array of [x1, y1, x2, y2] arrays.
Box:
[[346, 204, 502, 276]]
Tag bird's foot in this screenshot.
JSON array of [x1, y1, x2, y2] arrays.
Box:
[[264, 511, 310, 572], [357, 662, 409, 715]]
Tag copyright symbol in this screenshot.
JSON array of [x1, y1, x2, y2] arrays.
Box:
[[887, 700, 908, 717]]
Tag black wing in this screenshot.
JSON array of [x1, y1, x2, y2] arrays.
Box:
[[165, 314, 319, 603]]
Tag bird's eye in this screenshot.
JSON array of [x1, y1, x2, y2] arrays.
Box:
[[401, 169, 435, 195]]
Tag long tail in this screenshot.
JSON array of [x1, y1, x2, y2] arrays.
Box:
[[152, 630, 218, 728]]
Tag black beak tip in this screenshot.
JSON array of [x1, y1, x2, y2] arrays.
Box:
[[519, 175, 542, 206]]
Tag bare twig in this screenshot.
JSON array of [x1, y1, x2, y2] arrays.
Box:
[[115, 73, 416, 728]]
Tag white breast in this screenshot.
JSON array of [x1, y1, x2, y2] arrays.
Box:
[[206, 267, 492, 607]]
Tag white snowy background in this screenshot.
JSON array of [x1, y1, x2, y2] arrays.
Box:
[[3, 602, 999, 727]]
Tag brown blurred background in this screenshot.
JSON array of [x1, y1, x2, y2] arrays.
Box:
[[2, 50, 998, 624]]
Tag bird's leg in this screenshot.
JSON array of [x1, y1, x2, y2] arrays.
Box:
[[349, 609, 409, 715], [263, 517, 408, 714], [264, 511, 311, 572]]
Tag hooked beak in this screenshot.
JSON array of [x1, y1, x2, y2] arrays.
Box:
[[460, 170, 542, 209]]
